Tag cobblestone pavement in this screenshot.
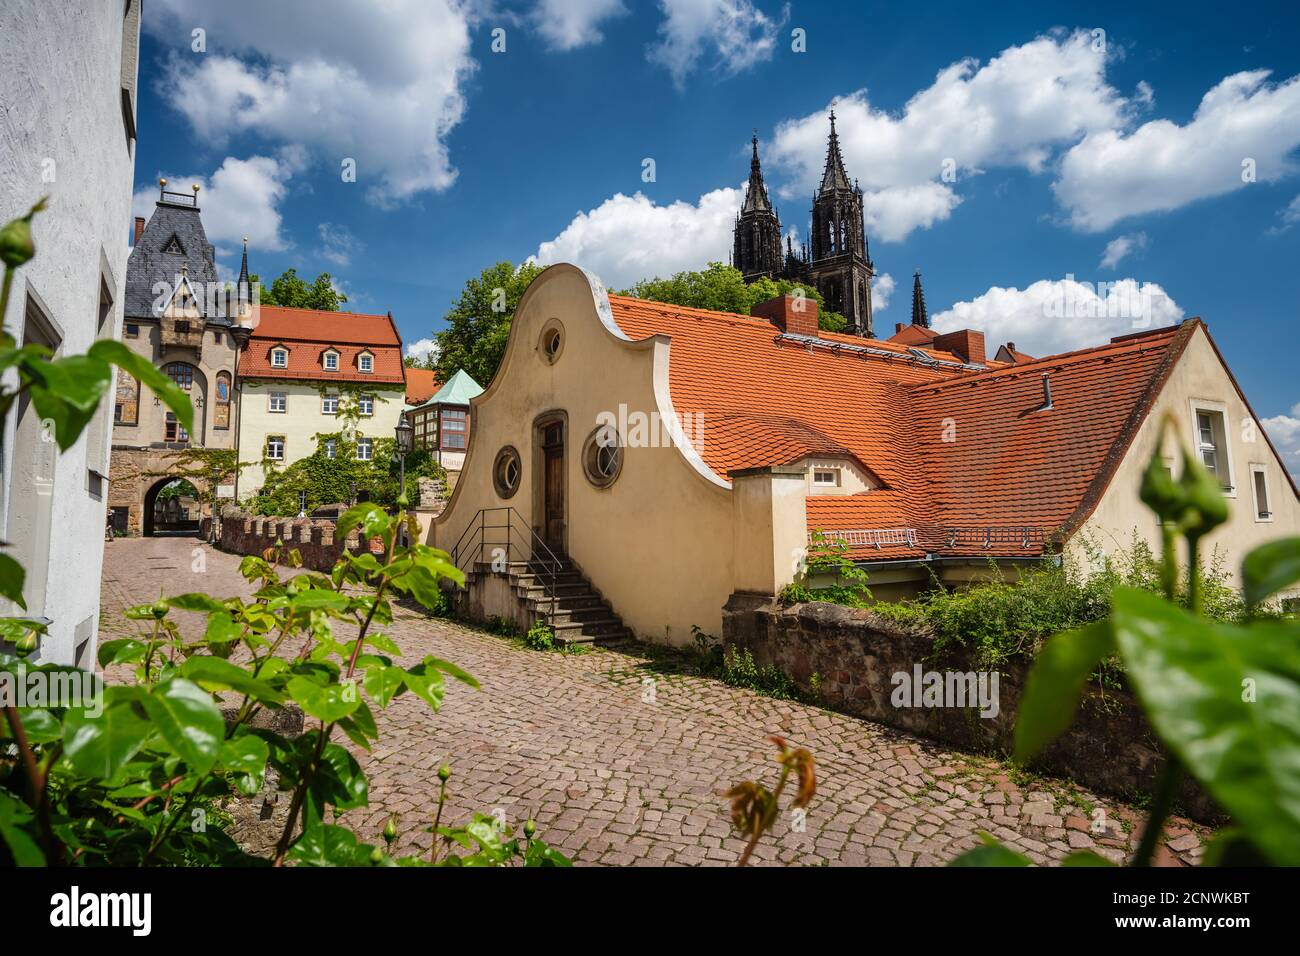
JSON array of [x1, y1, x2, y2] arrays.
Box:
[[100, 537, 1210, 867]]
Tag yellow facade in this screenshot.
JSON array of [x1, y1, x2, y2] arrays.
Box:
[[236, 379, 406, 497]]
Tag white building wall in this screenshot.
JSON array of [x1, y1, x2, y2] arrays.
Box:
[[0, 0, 140, 665]]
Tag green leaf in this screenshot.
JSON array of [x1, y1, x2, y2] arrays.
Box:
[[141, 677, 225, 774], [165, 593, 228, 613], [1013, 621, 1114, 763], [311, 743, 368, 811], [0, 791, 43, 867], [13, 707, 61, 743], [220, 733, 269, 795], [336, 502, 390, 542], [97, 638, 147, 667], [1060, 850, 1116, 867], [286, 675, 360, 722], [89, 339, 193, 435], [1111, 586, 1300, 866], [362, 664, 404, 708], [26, 355, 111, 450], [948, 834, 1032, 867], [181, 656, 285, 704], [523, 839, 572, 867], [288, 823, 372, 867], [0, 554, 26, 608], [422, 656, 478, 690], [62, 701, 151, 778], [401, 664, 445, 712], [288, 589, 350, 612], [1242, 537, 1300, 609]]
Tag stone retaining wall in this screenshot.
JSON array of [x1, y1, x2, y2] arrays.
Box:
[[722, 593, 1217, 822], [218, 507, 367, 571]]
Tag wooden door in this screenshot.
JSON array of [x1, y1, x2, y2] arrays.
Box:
[[542, 422, 565, 552]]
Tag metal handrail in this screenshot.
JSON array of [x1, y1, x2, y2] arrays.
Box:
[[450, 507, 566, 620]]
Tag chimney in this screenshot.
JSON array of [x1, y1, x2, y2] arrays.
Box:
[[931, 328, 986, 365], [133, 216, 145, 246], [752, 293, 819, 337], [1037, 372, 1054, 412]]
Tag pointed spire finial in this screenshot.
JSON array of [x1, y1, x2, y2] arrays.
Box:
[[911, 270, 929, 328]]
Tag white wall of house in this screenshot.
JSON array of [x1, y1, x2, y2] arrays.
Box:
[[0, 0, 140, 666], [1074, 325, 1300, 601], [237, 380, 406, 497]]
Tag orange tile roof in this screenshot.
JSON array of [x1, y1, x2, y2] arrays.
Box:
[[607, 294, 1198, 561], [244, 306, 405, 386], [406, 367, 440, 405]]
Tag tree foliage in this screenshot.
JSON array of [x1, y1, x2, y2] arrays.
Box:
[[620, 262, 848, 332], [432, 260, 544, 387], [250, 269, 348, 311]]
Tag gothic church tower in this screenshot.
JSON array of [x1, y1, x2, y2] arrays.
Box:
[[732, 133, 784, 281], [806, 111, 874, 336]]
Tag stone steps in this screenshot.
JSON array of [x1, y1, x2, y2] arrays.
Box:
[[468, 558, 632, 646]]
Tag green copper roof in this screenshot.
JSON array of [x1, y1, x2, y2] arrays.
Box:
[[423, 368, 483, 408]]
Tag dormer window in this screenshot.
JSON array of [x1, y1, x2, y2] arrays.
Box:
[[813, 469, 840, 487], [358, 352, 374, 373], [271, 347, 288, 368], [323, 350, 339, 371]]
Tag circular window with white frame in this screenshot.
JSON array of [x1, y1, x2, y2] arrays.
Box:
[[539, 320, 565, 365], [493, 446, 522, 499], [582, 425, 623, 489]]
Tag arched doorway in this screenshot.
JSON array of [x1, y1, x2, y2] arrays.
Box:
[[143, 477, 202, 537]]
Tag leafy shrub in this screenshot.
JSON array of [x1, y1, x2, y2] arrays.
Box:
[[524, 620, 555, 651], [779, 531, 872, 607]]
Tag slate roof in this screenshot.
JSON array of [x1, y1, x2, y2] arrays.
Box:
[[606, 293, 1205, 561], [125, 199, 221, 322]]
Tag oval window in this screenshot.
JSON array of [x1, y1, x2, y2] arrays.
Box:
[[582, 426, 623, 488], [493, 446, 521, 499], [539, 322, 564, 364]]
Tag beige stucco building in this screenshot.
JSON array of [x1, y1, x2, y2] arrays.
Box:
[[236, 306, 406, 499], [431, 264, 1299, 646]]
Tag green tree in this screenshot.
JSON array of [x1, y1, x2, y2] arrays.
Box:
[[621, 262, 847, 332], [432, 260, 544, 387], [250, 268, 348, 311]]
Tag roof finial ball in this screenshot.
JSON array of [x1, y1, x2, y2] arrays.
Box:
[[192, 183, 200, 194]]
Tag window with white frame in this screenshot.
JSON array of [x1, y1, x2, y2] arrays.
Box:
[[322, 393, 339, 415], [1192, 404, 1234, 493], [324, 439, 337, 459], [266, 435, 285, 460], [358, 353, 373, 373], [269, 391, 287, 413], [271, 347, 288, 368], [1251, 464, 1272, 521], [813, 468, 840, 487], [323, 351, 339, 371], [358, 395, 374, 416], [356, 438, 373, 461]]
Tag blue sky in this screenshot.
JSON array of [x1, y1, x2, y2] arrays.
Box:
[[131, 0, 1300, 466]]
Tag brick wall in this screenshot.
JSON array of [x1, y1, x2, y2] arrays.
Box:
[[219, 507, 371, 572], [722, 594, 1216, 822]]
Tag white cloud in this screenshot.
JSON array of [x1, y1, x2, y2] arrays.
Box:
[[872, 273, 895, 312], [405, 337, 441, 364], [1263, 402, 1300, 481], [532, 186, 742, 289], [317, 222, 362, 267], [1270, 194, 1300, 234], [648, 0, 786, 90], [532, 0, 627, 51], [768, 30, 1125, 242], [132, 154, 296, 252], [932, 277, 1184, 357], [1099, 231, 1147, 269], [1054, 70, 1300, 231], [144, 0, 475, 205]]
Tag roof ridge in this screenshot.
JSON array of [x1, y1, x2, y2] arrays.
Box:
[[259, 304, 391, 320], [911, 328, 1181, 392]]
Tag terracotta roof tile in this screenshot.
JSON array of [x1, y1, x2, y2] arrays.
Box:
[[244, 306, 405, 386], [405, 367, 440, 405], [606, 294, 1192, 561]]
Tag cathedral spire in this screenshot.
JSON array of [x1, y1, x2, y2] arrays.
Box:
[[819, 109, 852, 194], [911, 270, 929, 328], [236, 236, 251, 308], [741, 130, 773, 214]]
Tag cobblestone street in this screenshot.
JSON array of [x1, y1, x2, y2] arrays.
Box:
[[100, 537, 1208, 866]]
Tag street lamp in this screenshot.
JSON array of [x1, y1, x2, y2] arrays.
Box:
[[227, 324, 252, 510], [394, 419, 414, 502]]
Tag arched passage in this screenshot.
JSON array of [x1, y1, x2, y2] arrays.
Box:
[[142, 477, 202, 537]]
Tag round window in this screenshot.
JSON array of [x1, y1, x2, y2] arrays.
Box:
[[582, 426, 623, 488], [493, 446, 521, 499], [539, 322, 564, 364]]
